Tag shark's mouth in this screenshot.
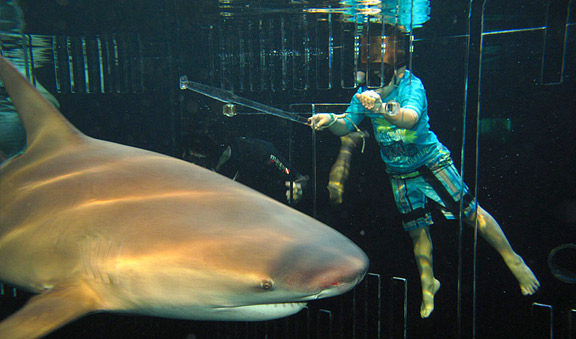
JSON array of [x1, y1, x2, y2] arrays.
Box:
[[215, 302, 308, 321]]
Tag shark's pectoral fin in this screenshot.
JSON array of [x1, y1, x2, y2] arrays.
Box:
[[0, 281, 104, 339]]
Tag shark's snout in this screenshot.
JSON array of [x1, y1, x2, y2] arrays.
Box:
[[272, 239, 369, 298], [304, 253, 369, 297]]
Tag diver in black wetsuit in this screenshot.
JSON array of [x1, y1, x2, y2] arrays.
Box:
[[183, 132, 307, 204]]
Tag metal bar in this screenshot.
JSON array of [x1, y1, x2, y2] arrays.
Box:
[[237, 24, 246, 92], [96, 36, 105, 92], [131, 33, 144, 93], [270, 19, 282, 92], [81, 36, 89, 92], [207, 25, 217, 86], [281, 17, 288, 91], [259, 19, 268, 91], [540, 0, 570, 84], [247, 19, 259, 92], [23, 34, 35, 85], [292, 16, 309, 91], [311, 103, 318, 218], [459, 1, 486, 337], [390, 277, 407, 339], [317, 309, 333, 339], [352, 278, 358, 338], [366, 273, 382, 339], [53, 35, 70, 93], [221, 20, 233, 91], [315, 13, 333, 90], [340, 20, 357, 89], [570, 309, 576, 339], [531, 302, 554, 339]]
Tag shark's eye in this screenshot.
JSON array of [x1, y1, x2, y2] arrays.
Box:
[[259, 279, 275, 291]]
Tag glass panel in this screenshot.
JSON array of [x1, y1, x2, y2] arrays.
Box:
[[477, 0, 576, 338]]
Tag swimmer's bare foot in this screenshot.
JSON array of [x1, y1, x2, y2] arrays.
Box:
[[507, 255, 540, 295], [420, 278, 441, 318]]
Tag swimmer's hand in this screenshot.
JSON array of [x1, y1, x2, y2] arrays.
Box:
[[355, 90, 383, 112], [307, 113, 335, 130]]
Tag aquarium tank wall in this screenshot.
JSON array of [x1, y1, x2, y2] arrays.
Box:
[[1, 0, 575, 338]]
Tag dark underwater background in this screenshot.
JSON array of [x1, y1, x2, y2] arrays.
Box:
[[1, 0, 575, 338]]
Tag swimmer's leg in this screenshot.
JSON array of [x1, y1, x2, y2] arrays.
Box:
[[467, 206, 540, 295], [409, 226, 441, 318]]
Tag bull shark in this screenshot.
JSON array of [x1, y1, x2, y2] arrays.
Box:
[[0, 55, 368, 339]]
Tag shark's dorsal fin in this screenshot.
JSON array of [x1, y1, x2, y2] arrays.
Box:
[[0, 55, 84, 154]]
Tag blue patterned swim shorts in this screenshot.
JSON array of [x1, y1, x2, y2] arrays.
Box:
[[389, 158, 477, 232]]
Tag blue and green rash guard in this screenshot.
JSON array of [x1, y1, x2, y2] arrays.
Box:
[[344, 70, 450, 174]]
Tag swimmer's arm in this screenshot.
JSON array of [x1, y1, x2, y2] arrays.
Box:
[[307, 114, 351, 136], [326, 118, 351, 136]]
